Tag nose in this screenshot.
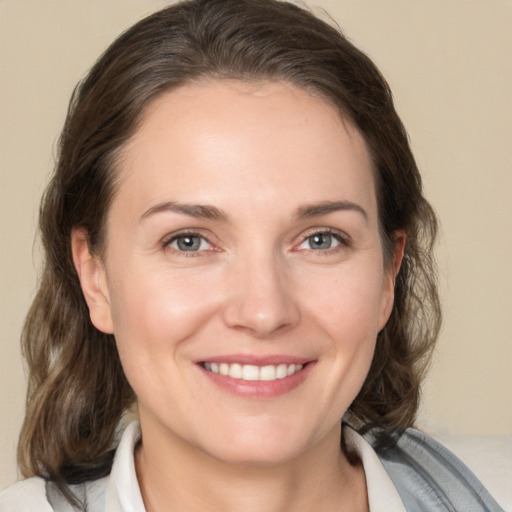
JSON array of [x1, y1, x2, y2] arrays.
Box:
[[222, 253, 301, 338]]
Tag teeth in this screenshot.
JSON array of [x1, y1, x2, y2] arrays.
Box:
[[276, 364, 288, 379], [260, 365, 276, 381], [202, 362, 304, 381], [229, 363, 242, 379], [242, 365, 260, 381]]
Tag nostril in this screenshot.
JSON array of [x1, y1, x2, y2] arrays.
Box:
[[222, 300, 299, 337]]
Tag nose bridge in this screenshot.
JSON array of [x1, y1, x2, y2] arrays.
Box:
[[222, 247, 300, 337]]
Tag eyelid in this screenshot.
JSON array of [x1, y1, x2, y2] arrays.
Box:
[[293, 227, 351, 252], [160, 226, 351, 255], [162, 229, 219, 255]]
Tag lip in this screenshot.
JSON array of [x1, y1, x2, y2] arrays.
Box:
[[195, 355, 316, 399]]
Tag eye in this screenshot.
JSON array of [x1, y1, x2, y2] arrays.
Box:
[[297, 231, 344, 251], [166, 233, 212, 252]]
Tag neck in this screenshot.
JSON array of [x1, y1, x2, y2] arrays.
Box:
[[135, 418, 368, 512]]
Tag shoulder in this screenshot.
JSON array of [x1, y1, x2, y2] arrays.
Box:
[[0, 477, 54, 511], [0, 423, 139, 512], [0, 475, 109, 512], [432, 432, 512, 512], [366, 427, 508, 512]]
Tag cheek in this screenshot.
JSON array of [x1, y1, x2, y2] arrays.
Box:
[[300, 261, 387, 335], [319, 282, 381, 381], [297, 261, 387, 385], [105, 264, 227, 413], [106, 262, 223, 364]]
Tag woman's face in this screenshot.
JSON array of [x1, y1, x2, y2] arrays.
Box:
[[80, 80, 397, 465]]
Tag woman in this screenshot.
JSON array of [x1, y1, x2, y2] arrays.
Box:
[[0, 0, 504, 510]]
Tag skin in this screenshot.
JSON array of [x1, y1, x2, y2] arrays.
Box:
[[73, 80, 403, 512]]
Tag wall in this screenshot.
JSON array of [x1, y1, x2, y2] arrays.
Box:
[[1, 0, 510, 488]]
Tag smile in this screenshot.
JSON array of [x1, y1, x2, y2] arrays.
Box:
[[201, 362, 304, 381]]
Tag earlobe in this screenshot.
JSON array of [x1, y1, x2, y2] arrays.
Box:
[[71, 228, 114, 334]]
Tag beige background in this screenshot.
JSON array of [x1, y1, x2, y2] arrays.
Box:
[[1, 0, 511, 488]]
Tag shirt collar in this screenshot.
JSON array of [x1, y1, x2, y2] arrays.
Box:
[[105, 422, 406, 512], [105, 422, 146, 511], [344, 426, 407, 512]]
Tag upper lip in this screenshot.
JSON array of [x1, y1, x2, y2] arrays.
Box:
[[196, 354, 313, 366]]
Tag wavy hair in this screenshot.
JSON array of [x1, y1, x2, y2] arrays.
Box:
[[19, 0, 441, 497]]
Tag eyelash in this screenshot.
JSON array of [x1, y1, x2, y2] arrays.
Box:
[[162, 231, 216, 257], [295, 228, 350, 254], [162, 228, 350, 257]]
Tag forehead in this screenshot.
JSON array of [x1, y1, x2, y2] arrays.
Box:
[[113, 79, 377, 222]]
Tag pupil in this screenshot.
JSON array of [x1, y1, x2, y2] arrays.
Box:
[[311, 233, 331, 249], [178, 235, 200, 251]]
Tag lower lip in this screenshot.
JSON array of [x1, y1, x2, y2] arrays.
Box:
[[198, 363, 315, 399]]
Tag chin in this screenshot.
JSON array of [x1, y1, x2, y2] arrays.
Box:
[[197, 422, 318, 467], [208, 442, 304, 467]]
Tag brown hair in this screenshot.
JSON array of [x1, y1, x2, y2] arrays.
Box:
[[19, 0, 440, 493]]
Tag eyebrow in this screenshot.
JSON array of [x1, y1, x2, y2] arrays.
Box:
[[140, 199, 367, 223], [140, 201, 229, 222], [294, 200, 368, 222]]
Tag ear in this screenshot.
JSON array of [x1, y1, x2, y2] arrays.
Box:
[[379, 231, 406, 330], [71, 228, 114, 334]]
